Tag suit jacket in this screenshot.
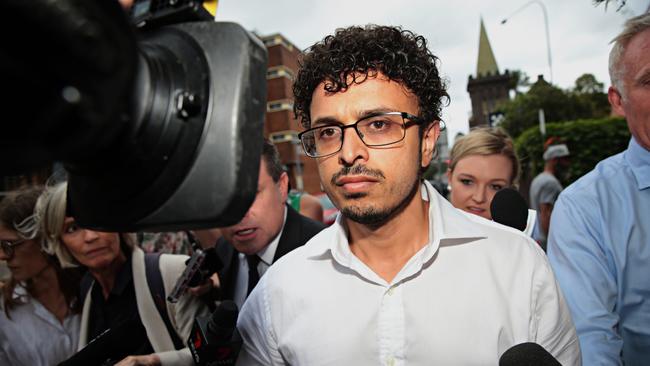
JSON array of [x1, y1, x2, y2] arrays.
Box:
[[78, 247, 209, 366], [216, 205, 326, 301]]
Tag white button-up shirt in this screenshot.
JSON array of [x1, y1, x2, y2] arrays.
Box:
[[0, 286, 80, 366], [237, 181, 581, 365], [233, 207, 288, 309]]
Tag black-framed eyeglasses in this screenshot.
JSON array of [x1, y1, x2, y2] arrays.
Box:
[[0, 238, 28, 259], [298, 111, 423, 158]]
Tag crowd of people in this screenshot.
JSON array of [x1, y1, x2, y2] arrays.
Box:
[[0, 4, 648, 366]]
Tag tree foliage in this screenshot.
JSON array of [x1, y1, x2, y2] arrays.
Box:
[[498, 73, 610, 139], [593, 0, 627, 11], [507, 69, 531, 94], [515, 117, 630, 187], [574, 73, 604, 94]]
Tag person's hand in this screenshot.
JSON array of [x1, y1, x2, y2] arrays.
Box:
[[114, 354, 160, 366], [188, 272, 221, 297], [118, 0, 134, 9]]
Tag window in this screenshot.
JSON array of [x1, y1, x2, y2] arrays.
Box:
[[267, 66, 295, 81], [269, 130, 299, 144], [267, 99, 294, 112], [262, 35, 295, 51]]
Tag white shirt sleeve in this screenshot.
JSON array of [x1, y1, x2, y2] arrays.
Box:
[[530, 251, 582, 366], [236, 275, 285, 366]]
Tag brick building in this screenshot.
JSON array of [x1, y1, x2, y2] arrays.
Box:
[[261, 33, 321, 194]]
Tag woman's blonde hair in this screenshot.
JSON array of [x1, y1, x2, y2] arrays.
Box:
[[448, 127, 520, 186], [36, 182, 78, 268], [36, 182, 136, 268]]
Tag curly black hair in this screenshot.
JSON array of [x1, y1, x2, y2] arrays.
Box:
[[293, 25, 449, 129]]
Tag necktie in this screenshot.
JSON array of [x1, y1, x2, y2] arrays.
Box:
[[246, 254, 261, 295]]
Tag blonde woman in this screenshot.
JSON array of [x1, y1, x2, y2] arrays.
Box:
[[447, 127, 535, 234], [39, 182, 208, 366]]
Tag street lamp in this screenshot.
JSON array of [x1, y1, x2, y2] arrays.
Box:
[[501, 0, 553, 83]]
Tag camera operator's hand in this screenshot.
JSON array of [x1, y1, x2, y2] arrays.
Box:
[[114, 354, 160, 366], [118, 0, 134, 9], [188, 273, 221, 297]]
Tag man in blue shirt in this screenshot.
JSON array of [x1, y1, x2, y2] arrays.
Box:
[[548, 12, 650, 366]]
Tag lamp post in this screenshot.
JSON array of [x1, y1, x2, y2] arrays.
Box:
[[501, 0, 553, 83]]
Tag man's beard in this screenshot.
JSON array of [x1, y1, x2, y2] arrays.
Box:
[[339, 165, 422, 228]]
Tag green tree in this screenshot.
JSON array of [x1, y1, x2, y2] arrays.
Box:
[[507, 69, 531, 95], [571, 73, 610, 120], [498, 74, 610, 139], [574, 73, 604, 94], [499, 77, 576, 138], [516, 117, 630, 187]]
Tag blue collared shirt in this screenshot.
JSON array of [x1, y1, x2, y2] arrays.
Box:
[[548, 137, 650, 366]]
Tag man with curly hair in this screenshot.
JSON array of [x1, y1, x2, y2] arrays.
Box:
[[236, 25, 580, 365]]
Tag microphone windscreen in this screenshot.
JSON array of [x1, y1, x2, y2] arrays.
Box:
[[499, 342, 561, 366], [207, 300, 239, 342], [490, 188, 528, 231]]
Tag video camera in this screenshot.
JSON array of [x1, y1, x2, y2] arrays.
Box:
[[1, 0, 267, 232]]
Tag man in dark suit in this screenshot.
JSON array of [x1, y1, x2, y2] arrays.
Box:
[[215, 139, 325, 308]]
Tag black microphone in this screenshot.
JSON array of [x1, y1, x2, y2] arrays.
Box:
[[188, 300, 242, 365], [499, 343, 562, 366], [490, 188, 529, 231]]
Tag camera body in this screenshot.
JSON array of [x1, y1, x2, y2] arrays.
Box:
[[1, 0, 268, 231]]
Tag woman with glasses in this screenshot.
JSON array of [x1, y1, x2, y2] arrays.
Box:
[[0, 186, 82, 366]]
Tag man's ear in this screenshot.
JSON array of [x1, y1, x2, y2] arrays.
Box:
[[278, 172, 289, 202], [608, 86, 626, 117], [421, 121, 440, 169]]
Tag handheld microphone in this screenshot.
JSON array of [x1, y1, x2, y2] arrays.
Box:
[[168, 232, 223, 303], [499, 342, 562, 366], [490, 188, 529, 231], [188, 300, 242, 365]]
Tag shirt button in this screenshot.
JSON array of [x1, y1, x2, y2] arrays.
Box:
[[387, 356, 395, 366], [387, 287, 395, 296]]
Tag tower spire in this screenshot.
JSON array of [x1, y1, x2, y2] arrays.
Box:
[[476, 17, 499, 77]]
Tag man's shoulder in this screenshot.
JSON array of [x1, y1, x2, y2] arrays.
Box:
[[264, 225, 334, 276], [463, 211, 543, 254], [561, 151, 627, 201], [292, 207, 327, 234], [435, 200, 546, 266], [536, 172, 561, 187]]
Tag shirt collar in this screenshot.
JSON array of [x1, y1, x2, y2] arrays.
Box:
[[307, 180, 485, 266], [12, 284, 28, 301], [256, 205, 287, 265], [625, 137, 650, 190]]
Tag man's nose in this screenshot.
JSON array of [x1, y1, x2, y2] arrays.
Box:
[[338, 127, 368, 166]]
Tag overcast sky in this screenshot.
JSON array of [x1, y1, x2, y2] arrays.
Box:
[[216, 0, 648, 146]]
